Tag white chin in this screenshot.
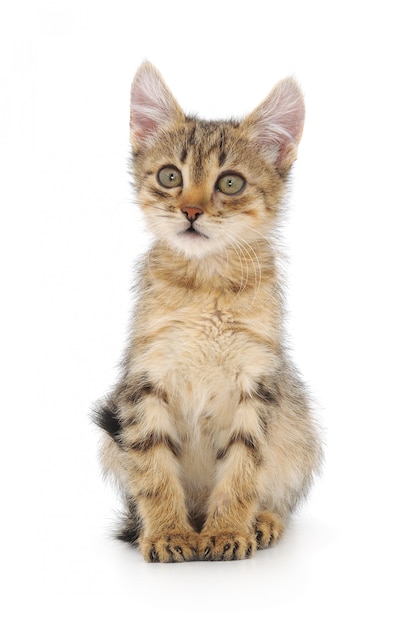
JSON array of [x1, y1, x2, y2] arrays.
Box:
[[169, 231, 219, 259]]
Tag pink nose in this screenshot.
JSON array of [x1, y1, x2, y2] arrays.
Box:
[[181, 206, 203, 223]]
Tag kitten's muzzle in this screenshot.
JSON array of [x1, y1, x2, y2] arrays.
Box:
[[181, 206, 203, 224]]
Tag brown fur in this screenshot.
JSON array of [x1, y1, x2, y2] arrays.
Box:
[[94, 62, 322, 562]]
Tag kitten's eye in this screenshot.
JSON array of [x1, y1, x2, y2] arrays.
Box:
[[216, 172, 246, 195], [157, 166, 183, 189]]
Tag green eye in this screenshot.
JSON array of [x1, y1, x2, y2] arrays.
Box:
[[157, 166, 183, 189], [216, 172, 246, 195]]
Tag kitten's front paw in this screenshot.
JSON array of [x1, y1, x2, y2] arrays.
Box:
[[198, 531, 256, 561], [255, 511, 284, 549], [139, 531, 198, 563]]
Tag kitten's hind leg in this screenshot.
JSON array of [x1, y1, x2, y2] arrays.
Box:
[[254, 511, 284, 549]]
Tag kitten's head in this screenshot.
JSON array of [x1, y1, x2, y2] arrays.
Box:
[[130, 62, 304, 259]]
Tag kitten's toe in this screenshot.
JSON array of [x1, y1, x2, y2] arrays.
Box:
[[198, 531, 256, 561], [254, 511, 284, 549], [139, 532, 198, 563]]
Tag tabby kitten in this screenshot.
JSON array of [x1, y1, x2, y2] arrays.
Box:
[[94, 62, 322, 562]]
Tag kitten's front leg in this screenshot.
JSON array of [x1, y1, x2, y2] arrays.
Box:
[[121, 389, 198, 563], [199, 400, 269, 561]]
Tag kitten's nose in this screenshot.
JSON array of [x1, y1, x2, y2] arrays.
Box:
[[181, 206, 203, 224]]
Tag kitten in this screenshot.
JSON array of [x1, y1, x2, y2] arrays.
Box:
[[94, 62, 322, 562]]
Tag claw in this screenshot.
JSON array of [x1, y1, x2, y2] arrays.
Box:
[[149, 546, 159, 562], [232, 542, 239, 559]]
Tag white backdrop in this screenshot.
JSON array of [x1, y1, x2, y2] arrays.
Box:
[[1, 1, 415, 624]]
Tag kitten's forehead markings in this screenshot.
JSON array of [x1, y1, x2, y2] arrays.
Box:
[[180, 145, 188, 164], [177, 123, 195, 169], [218, 127, 227, 167], [182, 151, 220, 200], [182, 123, 220, 186], [178, 133, 209, 189]]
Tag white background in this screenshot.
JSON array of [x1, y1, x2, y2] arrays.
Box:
[[1, 1, 415, 624]]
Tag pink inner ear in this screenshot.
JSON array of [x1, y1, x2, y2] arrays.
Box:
[[130, 63, 182, 144], [130, 88, 160, 139], [245, 77, 305, 168]]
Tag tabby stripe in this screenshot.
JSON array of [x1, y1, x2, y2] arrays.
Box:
[[218, 151, 227, 167], [136, 488, 160, 500], [239, 382, 280, 406], [149, 186, 171, 199], [129, 432, 181, 457], [120, 377, 168, 405], [218, 129, 226, 166], [255, 382, 280, 405], [216, 433, 261, 463], [186, 122, 196, 146], [180, 145, 188, 163]]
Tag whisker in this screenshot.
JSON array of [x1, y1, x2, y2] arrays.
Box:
[[231, 238, 250, 294], [222, 232, 249, 294], [223, 232, 262, 299], [232, 233, 263, 304], [245, 225, 275, 246], [221, 239, 231, 278]]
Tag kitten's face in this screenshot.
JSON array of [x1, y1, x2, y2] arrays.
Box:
[[130, 63, 305, 260], [134, 121, 283, 259]]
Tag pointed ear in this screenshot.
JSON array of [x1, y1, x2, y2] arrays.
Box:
[[242, 77, 305, 173], [130, 62, 184, 151]]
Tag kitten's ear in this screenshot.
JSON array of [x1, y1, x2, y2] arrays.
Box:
[[130, 62, 184, 150], [242, 78, 305, 173]]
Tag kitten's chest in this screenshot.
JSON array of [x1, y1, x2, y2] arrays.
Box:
[[133, 294, 276, 417], [146, 302, 244, 374]]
